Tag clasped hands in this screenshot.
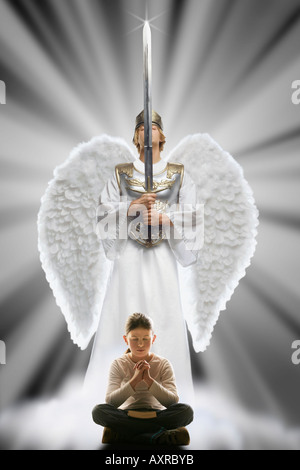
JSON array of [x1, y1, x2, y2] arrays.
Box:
[[128, 193, 172, 227], [130, 360, 154, 390]]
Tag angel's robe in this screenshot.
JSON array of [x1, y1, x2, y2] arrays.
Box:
[[84, 158, 203, 405]]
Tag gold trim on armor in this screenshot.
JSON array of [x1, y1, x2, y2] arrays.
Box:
[[166, 163, 184, 189], [115, 161, 184, 200], [125, 177, 176, 194], [129, 223, 167, 248], [115, 163, 134, 191]]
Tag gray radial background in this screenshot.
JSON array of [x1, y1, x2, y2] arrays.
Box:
[[0, 0, 300, 445]]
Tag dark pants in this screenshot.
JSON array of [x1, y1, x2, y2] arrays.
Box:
[[92, 403, 193, 443]]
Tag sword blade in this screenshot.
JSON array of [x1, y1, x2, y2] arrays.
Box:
[[143, 22, 153, 192]]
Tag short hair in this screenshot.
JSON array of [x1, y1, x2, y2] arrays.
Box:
[[133, 126, 166, 154], [125, 313, 154, 335]]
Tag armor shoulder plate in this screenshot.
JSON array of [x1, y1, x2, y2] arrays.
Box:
[[115, 163, 134, 189], [166, 162, 184, 188]]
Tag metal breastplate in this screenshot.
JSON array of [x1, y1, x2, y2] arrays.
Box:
[[115, 162, 184, 248]]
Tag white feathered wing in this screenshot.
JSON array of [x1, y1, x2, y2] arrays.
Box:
[[37, 135, 135, 350], [168, 133, 259, 353]]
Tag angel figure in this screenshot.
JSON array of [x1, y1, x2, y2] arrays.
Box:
[[38, 110, 259, 404]]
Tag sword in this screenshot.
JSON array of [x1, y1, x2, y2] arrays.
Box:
[[143, 21, 153, 192], [143, 21, 153, 244]]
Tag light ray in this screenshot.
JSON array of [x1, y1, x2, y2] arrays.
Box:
[[148, 9, 170, 24], [123, 22, 144, 37], [123, 7, 169, 37], [145, 0, 148, 22], [149, 23, 170, 37], [124, 9, 145, 25]]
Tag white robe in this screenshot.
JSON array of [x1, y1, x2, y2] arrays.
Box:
[[84, 158, 201, 406]]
